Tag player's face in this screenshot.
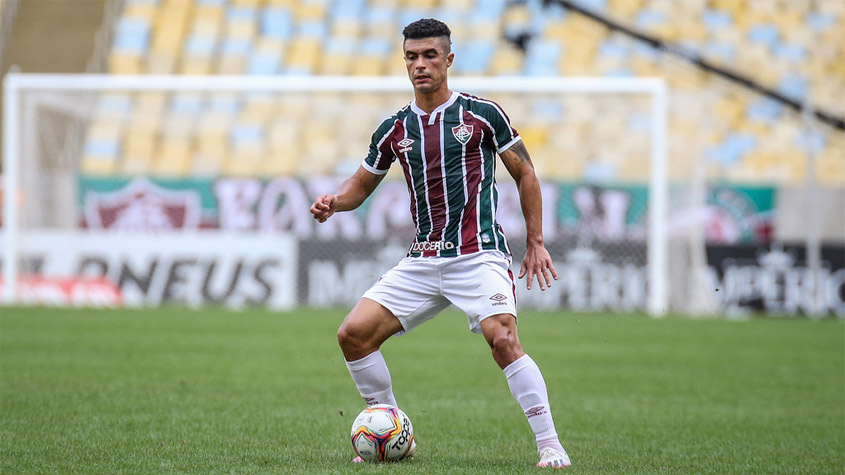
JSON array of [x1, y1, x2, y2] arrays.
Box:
[[403, 37, 453, 94]]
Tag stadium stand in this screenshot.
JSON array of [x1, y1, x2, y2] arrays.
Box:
[[86, 0, 843, 184]]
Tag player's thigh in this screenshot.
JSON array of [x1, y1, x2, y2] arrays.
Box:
[[362, 257, 448, 333]]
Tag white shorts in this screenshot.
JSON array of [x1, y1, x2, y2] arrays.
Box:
[[362, 250, 518, 334]]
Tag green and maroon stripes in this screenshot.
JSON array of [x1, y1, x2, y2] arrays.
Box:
[[363, 92, 519, 258]]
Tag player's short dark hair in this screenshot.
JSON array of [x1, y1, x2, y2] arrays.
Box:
[[402, 18, 452, 52]]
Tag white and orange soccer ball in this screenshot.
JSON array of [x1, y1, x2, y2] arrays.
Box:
[[349, 404, 415, 462]]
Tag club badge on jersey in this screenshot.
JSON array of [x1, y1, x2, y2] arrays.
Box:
[[451, 124, 473, 144]]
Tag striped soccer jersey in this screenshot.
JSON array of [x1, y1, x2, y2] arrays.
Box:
[[362, 91, 522, 258]]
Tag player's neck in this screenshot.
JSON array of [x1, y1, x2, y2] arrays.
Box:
[[414, 87, 453, 115]]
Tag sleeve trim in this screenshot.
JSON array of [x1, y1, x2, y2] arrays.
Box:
[[497, 135, 522, 154], [361, 160, 389, 175]]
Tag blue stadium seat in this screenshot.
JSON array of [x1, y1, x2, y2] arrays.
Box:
[[701, 9, 732, 31], [707, 133, 758, 166], [261, 7, 293, 40], [746, 98, 784, 124], [185, 34, 215, 55], [747, 23, 779, 48], [524, 39, 561, 76], [114, 17, 150, 53], [247, 51, 282, 75]]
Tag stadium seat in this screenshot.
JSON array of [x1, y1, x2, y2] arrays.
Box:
[[285, 36, 321, 74], [89, 0, 843, 185], [154, 135, 193, 176]]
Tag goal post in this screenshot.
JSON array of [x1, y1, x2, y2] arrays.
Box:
[[2, 73, 668, 314]]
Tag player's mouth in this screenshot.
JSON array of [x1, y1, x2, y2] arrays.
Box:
[[414, 75, 431, 83]]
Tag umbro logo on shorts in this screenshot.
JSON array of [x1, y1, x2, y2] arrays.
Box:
[[490, 293, 507, 302]]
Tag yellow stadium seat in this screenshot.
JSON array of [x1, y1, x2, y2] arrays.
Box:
[[134, 92, 167, 119], [320, 50, 352, 75], [225, 144, 264, 177], [217, 54, 247, 74], [518, 126, 549, 150], [490, 42, 523, 76], [443, 0, 474, 12], [151, 25, 183, 55], [467, 19, 499, 40], [503, 4, 531, 26], [331, 19, 363, 38], [154, 137, 193, 176], [81, 157, 119, 176], [293, 2, 326, 22], [227, 18, 256, 40], [194, 3, 223, 22], [403, 0, 439, 8], [123, 2, 157, 22], [124, 127, 156, 160], [385, 48, 407, 76], [265, 0, 297, 6], [241, 99, 275, 123], [286, 37, 322, 72], [109, 52, 142, 74], [181, 54, 213, 74], [818, 148, 845, 185], [350, 55, 386, 76]]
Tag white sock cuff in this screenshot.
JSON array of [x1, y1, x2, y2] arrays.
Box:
[[503, 354, 534, 379], [345, 350, 384, 371]]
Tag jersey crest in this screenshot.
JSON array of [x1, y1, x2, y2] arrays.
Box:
[[451, 123, 473, 145]]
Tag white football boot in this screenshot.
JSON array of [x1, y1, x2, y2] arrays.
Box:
[[536, 447, 571, 469]]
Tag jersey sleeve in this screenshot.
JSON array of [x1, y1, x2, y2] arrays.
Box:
[[362, 118, 397, 175], [478, 100, 521, 154]]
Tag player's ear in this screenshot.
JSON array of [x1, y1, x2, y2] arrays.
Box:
[[447, 52, 454, 67]]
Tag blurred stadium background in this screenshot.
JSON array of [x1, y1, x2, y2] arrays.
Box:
[[0, 0, 843, 316]]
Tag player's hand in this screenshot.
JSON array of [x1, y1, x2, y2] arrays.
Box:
[[519, 243, 558, 291], [310, 194, 337, 223]]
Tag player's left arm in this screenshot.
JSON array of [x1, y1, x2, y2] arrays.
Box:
[[499, 140, 558, 291]]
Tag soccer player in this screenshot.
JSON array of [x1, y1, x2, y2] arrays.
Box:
[[309, 18, 571, 469]]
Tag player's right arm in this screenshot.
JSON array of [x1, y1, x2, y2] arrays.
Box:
[[310, 166, 386, 223]]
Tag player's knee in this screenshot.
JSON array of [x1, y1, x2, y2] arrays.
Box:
[[337, 319, 375, 356], [337, 322, 360, 352], [489, 331, 519, 356]]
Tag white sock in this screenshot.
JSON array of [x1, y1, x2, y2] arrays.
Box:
[[345, 350, 398, 407], [503, 354, 563, 453]]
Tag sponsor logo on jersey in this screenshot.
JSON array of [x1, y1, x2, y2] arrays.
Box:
[[397, 138, 415, 153], [451, 124, 473, 144], [409, 240, 456, 252]]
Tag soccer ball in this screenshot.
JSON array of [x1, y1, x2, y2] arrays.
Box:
[[350, 404, 414, 462]]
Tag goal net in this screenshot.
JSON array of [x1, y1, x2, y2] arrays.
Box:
[[3, 74, 679, 314]]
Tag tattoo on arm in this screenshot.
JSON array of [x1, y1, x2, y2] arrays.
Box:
[[507, 141, 531, 163], [500, 140, 533, 176]]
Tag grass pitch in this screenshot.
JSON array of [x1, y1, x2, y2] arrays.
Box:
[[1, 306, 842, 474]]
